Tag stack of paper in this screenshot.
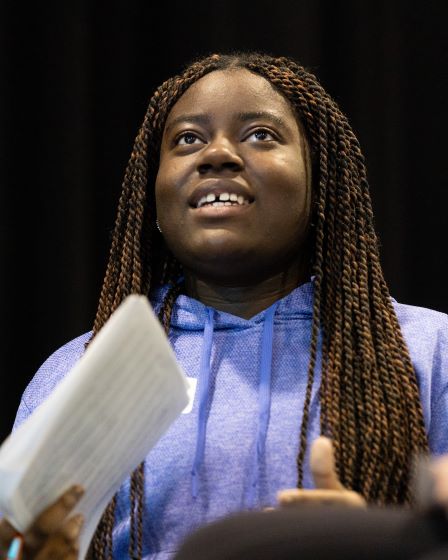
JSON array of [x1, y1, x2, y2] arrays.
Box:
[[0, 295, 189, 558]]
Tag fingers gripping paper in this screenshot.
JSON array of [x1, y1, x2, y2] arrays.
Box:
[[0, 295, 189, 557]]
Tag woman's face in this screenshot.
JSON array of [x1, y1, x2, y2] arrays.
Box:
[[155, 68, 311, 285]]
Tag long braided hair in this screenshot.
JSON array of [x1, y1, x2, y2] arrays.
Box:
[[88, 52, 428, 559]]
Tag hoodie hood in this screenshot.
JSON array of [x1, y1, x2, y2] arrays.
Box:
[[151, 280, 314, 332]]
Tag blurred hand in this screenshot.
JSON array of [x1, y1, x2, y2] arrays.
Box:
[[277, 436, 366, 508], [429, 455, 448, 511], [0, 485, 84, 560]]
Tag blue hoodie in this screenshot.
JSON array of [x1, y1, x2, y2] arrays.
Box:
[[13, 282, 448, 559]]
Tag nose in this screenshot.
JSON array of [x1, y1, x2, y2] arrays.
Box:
[[197, 136, 244, 175]]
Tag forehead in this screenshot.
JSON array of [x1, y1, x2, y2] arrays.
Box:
[[164, 68, 298, 127]]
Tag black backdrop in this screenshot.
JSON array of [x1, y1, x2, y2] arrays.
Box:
[[1, 0, 447, 442]]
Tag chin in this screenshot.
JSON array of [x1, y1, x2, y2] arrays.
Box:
[[180, 250, 293, 287], [171, 229, 254, 262], [186, 244, 254, 269]]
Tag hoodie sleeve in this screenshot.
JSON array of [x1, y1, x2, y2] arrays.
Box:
[[426, 319, 448, 456], [13, 332, 92, 430], [394, 302, 448, 456]]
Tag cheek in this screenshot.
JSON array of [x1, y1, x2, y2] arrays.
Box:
[[256, 157, 309, 210], [156, 157, 192, 200], [256, 162, 310, 245], [280, 155, 309, 214], [155, 166, 179, 221]]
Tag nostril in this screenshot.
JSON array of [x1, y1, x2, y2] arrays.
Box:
[[197, 160, 243, 175], [223, 161, 242, 171], [198, 163, 213, 174], [198, 161, 242, 175]]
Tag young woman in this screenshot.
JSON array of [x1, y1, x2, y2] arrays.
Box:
[[13, 52, 448, 559]]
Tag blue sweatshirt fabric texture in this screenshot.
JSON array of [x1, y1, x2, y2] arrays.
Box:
[[13, 282, 448, 559]]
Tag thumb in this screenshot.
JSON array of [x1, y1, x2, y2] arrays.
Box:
[[310, 436, 345, 490]]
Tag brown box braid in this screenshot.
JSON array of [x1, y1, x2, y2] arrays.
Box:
[[86, 53, 429, 560]]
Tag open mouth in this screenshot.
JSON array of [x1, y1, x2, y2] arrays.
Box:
[[188, 179, 255, 211], [196, 192, 251, 208]]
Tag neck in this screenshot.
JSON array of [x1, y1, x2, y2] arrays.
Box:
[[184, 264, 310, 319]]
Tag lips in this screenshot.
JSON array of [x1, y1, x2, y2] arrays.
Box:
[[188, 179, 254, 209]]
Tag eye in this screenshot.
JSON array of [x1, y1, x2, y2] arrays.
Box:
[[245, 128, 277, 142], [175, 132, 204, 146]]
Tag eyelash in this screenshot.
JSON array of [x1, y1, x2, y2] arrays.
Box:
[[246, 128, 277, 142], [174, 127, 278, 146], [175, 132, 202, 146]]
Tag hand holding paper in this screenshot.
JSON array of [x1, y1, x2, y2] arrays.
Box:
[[0, 295, 189, 558], [0, 485, 84, 560]]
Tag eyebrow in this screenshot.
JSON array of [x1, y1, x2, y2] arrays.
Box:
[[164, 111, 289, 134], [236, 111, 288, 128]]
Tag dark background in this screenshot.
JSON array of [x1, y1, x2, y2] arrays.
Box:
[[1, 0, 446, 442]]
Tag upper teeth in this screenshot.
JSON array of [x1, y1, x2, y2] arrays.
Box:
[[197, 192, 249, 208]]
